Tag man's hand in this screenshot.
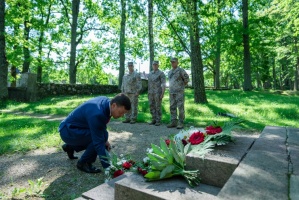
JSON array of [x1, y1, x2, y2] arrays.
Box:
[[105, 141, 112, 151]]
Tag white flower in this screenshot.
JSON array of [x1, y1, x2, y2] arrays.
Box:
[[120, 154, 124, 158], [105, 170, 110, 176], [143, 157, 149, 163], [117, 161, 122, 165], [146, 148, 153, 153]]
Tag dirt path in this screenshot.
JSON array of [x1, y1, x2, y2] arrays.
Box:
[[0, 115, 178, 200], [0, 111, 259, 199]]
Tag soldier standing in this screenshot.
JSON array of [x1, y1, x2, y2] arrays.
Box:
[[167, 57, 189, 129], [121, 62, 142, 124], [147, 60, 166, 126]]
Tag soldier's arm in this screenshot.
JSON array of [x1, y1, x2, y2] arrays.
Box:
[[161, 72, 166, 98], [136, 73, 142, 94], [181, 69, 189, 86]]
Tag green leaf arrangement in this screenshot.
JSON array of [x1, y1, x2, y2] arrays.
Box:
[[144, 138, 204, 187], [143, 119, 243, 187]]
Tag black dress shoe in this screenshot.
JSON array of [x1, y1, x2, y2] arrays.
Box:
[[62, 144, 78, 159], [76, 161, 102, 173]]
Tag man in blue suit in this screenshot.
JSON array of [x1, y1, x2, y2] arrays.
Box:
[[59, 93, 131, 173]]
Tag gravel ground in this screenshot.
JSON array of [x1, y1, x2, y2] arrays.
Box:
[[0, 120, 178, 200]]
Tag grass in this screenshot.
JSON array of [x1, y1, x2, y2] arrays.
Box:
[[0, 89, 299, 156], [0, 89, 298, 199], [0, 113, 61, 155]]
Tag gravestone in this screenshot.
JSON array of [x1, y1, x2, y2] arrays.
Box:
[[8, 73, 37, 102]]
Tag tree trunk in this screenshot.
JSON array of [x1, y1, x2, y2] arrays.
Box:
[[37, 4, 52, 83], [215, 0, 221, 89], [22, 20, 31, 73], [242, 0, 252, 91], [118, 0, 126, 89], [69, 0, 80, 84], [189, 0, 207, 103], [148, 0, 154, 72], [0, 0, 8, 100]]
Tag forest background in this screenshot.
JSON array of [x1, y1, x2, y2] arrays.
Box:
[[0, 0, 299, 103]]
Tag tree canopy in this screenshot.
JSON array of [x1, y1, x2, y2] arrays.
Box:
[[1, 0, 299, 101]]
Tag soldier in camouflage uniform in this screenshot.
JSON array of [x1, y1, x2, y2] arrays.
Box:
[[121, 62, 142, 124], [147, 60, 166, 126], [167, 57, 189, 129]]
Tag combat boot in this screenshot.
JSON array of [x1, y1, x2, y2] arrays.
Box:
[[148, 120, 156, 125], [177, 121, 184, 129], [167, 120, 177, 128], [122, 119, 130, 123]]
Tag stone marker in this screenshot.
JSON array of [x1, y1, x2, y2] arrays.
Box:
[[114, 172, 220, 200], [217, 126, 289, 200], [186, 135, 257, 187]]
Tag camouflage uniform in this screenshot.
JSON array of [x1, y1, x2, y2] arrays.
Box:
[[168, 67, 189, 125], [121, 71, 142, 122], [148, 69, 166, 124]]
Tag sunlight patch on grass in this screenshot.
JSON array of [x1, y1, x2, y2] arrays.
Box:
[[0, 114, 61, 155]]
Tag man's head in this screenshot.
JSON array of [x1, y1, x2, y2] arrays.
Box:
[[127, 62, 134, 73], [170, 57, 178, 69], [152, 60, 159, 71], [110, 93, 131, 118]]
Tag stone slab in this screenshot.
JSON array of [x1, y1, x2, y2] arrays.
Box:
[[290, 175, 299, 200], [287, 127, 299, 146], [218, 151, 288, 200], [250, 126, 286, 154], [79, 174, 128, 200], [186, 135, 257, 187], [114, 172, 221, 200], [288, 145, 299, 175]]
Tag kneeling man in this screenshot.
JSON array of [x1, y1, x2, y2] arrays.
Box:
[[59, 93, 131, 173]]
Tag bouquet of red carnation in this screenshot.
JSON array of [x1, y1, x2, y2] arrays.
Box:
[[104, 152, 136, 182]]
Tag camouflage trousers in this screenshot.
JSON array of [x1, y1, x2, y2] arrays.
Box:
[[124, 93, 139, 121], [148, 93, 162, 122], [169, 93, 185, 123]]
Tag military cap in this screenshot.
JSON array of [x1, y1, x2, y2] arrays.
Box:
[[170, 57, 178, 62], [127, 62, 134, 66], [152, 60, 159, 65]]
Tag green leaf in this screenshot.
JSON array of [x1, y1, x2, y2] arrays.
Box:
[[184, 142, 192, 155], [144, 171, 161, 179], [147, 153, 169, 164], [160, 139, 173, 163], [151, 143, 166, 157], [169, 140, 184, 167], [150, 160, 166, 170], [160, 165, 175, 178]]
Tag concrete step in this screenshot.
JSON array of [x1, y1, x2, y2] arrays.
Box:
[[186, 134, 257, 187], [217, 126, 289, 200], [114, 172, 221, 200]]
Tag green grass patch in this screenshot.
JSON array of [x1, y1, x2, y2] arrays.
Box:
[[1, 89, 298, 155], [0, 113, 61, 155]]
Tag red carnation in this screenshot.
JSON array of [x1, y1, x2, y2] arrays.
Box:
[[189, 131, 205, 145], [206, 125, 222, 135], [113, 169, 124, 178], [122, 162, 132, 169], [165, 139, 170, 146], [141, 170, 148, 176]]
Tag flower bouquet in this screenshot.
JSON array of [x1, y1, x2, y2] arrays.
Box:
[[142, 119, 243, 186], [104, 152, 136, 182], [142, 138, 203, 187]]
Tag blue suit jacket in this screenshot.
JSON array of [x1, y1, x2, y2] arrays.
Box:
[[59, 96, 111, 168]]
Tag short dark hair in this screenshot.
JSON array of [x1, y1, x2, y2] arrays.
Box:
[[111, 93, 131, 110]]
